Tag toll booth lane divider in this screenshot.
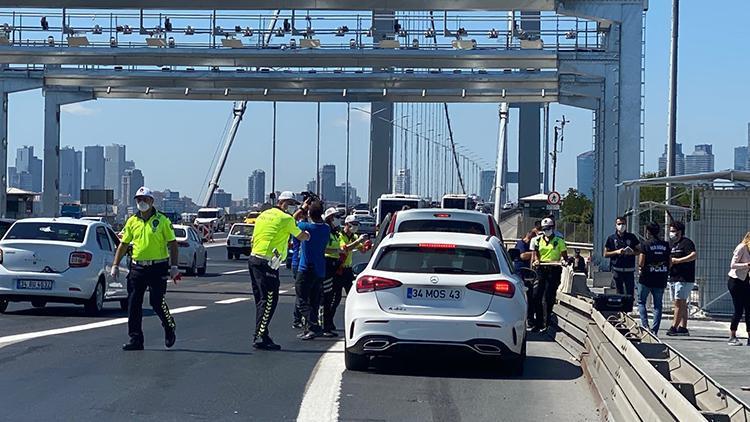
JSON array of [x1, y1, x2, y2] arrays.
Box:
[[551, 268, 750, 422]]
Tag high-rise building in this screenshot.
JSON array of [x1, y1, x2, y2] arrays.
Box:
[[121, 168, 144, 207], [124, 160, 135, 171], [105, 144, 127, 202], [320, 165, 337, 202], [336, 183, 359, 205], [10, 146, 43, 192], [306, 179, 317, 195], [747, 122, 750, 171], [734, 146, 748, 171], [211, 189, 232, 208], [84, 145, 106, 189], [685, 144, 714, 175], [658, 143, 685, 176], [577, 150, 595, 198], [395, 169, 411, 195], [59, 147, 83, 201], [479, 170, 495, 202], [247, 169, 266, 205]]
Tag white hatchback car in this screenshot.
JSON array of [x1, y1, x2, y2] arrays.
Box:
[[173, 224, 207, 276], [0, 218, 129, 314], [226, 223, 254, 260], [345, 232, 528, 374]]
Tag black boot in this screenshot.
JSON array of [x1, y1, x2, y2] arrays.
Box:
[[253, 335, 281, 351], [165, 329, 176, 348], [122, 339, 144, 351]]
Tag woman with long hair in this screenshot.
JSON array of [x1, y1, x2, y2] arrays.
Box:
[[727, 232, 750, 346]]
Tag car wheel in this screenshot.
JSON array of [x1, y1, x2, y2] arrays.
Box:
[[344, 349, 369, 371], [119, 299, 129, 311], [505, 337, 526, 377], [187, 255, 197, 276], [31, 299, 47, 309], [84, 280, 105, 316], [0, 299, 8, 313], [197, 254, 207, 275]]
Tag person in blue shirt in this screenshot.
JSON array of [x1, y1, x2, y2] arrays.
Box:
[[295, 201, 331, 340]]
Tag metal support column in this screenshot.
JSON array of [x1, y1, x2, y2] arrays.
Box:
[[517, 11, 542, 198], [42, 89, 94, 216], [368, 10, 395, 207], [0, 73, 42, 217]]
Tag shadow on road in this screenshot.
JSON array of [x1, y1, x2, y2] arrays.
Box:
[[367, 352, 582, 381]]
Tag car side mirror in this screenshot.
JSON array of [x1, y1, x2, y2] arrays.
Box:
[[352, 262, 368, 276], [518, 267, 537, 283], [507, 248, 521, 261]]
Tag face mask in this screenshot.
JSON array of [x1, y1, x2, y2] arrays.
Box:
[[669, 231, 678, 240], [136, 201, 151, 212], [543, 229, 554, 237], [616, 224, 626, 233], [332, 218, 341, 228], [349, 225, 359, 234]]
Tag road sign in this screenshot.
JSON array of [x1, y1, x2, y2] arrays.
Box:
[[547, 191, 561, 205], [546, 204, 560, 211]]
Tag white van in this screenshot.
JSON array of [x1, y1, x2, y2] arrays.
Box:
[[195, 207, 226, 232]]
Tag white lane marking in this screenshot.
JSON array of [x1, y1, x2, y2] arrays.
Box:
[[297, 340, 345, 422], [205, 243, 228, 249], [0, 305, 206, 349], [215, 298, 250, 304], [221, 269, 248, 275]]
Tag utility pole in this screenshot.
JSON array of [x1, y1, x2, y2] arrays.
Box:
[[551, 115, 569, 193], [665, 0, 680, 229]]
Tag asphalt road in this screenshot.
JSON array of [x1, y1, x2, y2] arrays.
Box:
[[0, 233, 601, 421]]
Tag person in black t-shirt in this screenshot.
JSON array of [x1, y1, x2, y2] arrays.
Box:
[[666, 221, 697, 337], [637, 223, 670, 336], [604, 216, 640, 296]]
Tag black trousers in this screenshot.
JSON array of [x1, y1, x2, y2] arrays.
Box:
[[533, 266, 562, 329], [613, 270, 636, 296], [321, 258, 340, 331], [295, 270, 323, 333], [127, 262, 175, 343], [330, 267, 355, 325], [249, 256, 280, 340], [728, 276, 750, 332], [292, 267, 302, 325]]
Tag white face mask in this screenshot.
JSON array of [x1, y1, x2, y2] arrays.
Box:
[[543, 229, 554, 237], [669, 231, 678, 240], [616, 224, 626, 233], [136, 201, 151, 212], [349, 225, 359, 234], [332, 218, 341, 228]]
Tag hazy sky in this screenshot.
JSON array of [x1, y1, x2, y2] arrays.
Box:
[[5, 1, 749, 202]]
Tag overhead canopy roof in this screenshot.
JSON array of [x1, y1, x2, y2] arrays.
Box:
[[619, 170, 750, 187]]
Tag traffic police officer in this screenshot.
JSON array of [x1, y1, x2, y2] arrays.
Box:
[[111, 187, 181, 351], [249, 191, 310, 350], [530, 217, 569, 331]]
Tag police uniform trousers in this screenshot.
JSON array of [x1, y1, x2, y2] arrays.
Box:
[[248, 256, 280, 340], [321, 258, 340, 331], [613, 270, 636, 297], [533, 265, 562, 329], [295, 270, 323, 333], [127, 261, 175, 344], [330, 267, 355, 324]]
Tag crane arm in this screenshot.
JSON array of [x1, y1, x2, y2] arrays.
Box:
[[202, 101, 247, 208]]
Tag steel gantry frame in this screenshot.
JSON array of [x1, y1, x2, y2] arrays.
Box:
[[0, 0, 646, 262]]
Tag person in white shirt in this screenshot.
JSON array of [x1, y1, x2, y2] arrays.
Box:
[[727, 232, 750, 346]]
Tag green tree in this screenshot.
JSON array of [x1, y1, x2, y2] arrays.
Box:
[[560, 188, 593, 224]]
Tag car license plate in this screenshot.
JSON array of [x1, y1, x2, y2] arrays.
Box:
[[406, 287, 462, 301], [17, 279, 53, 290]]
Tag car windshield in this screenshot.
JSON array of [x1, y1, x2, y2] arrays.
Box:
[[0, 221, 13, 238], [4, 222, 88, 243], [397, 219, 486, 235], [374, 245, 499, 274], [358, 217, 375, 224], [198, 211, 218, 218], [231, 225, 254, 236], [173, 228, 187, 238]]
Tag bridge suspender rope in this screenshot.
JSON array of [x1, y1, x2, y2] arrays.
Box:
[[442, 103, 466, 195]]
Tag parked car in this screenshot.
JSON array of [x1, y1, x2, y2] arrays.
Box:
[[376, 208, 504, 246], [0, 218, 129, 314], [0, 218, 15, 239], [173, 224, 207, 276], [344, 232, 529, 374], [227, 223, 254, 260], [356, 215, 377, 236]]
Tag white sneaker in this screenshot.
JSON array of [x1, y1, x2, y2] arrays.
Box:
[[728, 337, 742, 346]]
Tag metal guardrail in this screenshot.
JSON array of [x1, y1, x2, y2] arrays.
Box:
[[552, 269, 750, 422]]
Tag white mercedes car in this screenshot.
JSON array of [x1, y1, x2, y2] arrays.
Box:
[[0, 218, 129, 314], [344, 232, 529, 374]]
